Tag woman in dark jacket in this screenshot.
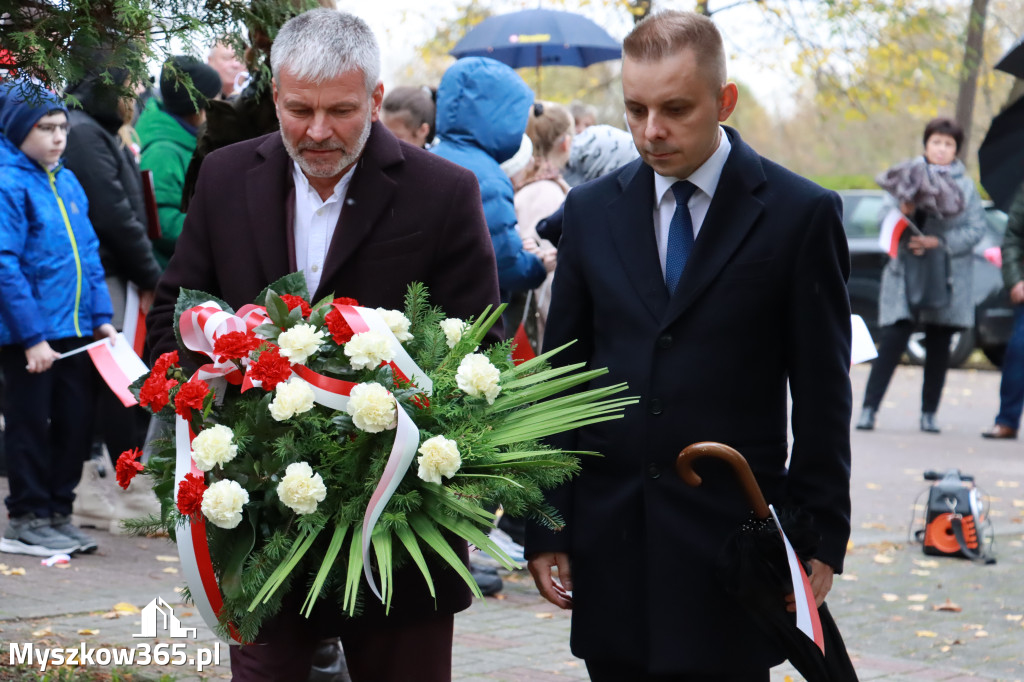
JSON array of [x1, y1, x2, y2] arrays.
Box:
[[856, 117, 986, 433], [62, 68, 160, 493]]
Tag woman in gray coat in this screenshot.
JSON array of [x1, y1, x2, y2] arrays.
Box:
[[857, 117, 986, 433]]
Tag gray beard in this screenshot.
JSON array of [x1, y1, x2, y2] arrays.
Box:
[[282, 114, 372, 179]]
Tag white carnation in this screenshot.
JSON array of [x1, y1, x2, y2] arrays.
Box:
[[344, 330, 395, 371], [416, 435, 461, 485], [269, 378, 316, 421], [201, 479, 249, 529], [455, 354, 501, 404], [439, 318, 467, 349], [277, 323, 326, 365], [277, 462, 327, 515], [375, 308, 413, 342], [346, 382, 397, 433], [191, 424, 238, 472]]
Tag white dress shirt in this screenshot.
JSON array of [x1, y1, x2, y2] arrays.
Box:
[[653, 127, 732, 278], [291, 162, 355, 295]]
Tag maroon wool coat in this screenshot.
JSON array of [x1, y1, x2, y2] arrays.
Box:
[[146, 121, 501, 626]]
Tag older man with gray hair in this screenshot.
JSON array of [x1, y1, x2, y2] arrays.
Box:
[[147, 8, 501, 682]]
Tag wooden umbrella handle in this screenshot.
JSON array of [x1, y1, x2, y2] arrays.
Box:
[[676, 442, 771, 520]]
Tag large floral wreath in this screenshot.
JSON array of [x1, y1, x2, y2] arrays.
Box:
[[125, 275, 632, 642]]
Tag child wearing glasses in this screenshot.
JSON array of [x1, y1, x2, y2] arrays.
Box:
[[0, 80, 116, 556]]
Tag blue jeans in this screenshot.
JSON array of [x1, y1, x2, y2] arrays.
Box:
[[995, 305, 1024, 430]]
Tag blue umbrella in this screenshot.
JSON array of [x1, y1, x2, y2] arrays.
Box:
[[449, 9, 621, 69]]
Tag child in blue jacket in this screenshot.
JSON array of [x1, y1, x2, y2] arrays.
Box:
[[0, 81, 116, 556]]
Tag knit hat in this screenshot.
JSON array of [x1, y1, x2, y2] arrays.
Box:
[[160, 56, 222, 116], [500, 134, 534, 179], [0, 80, 69, 148]]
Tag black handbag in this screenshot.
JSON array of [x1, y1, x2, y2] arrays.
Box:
[[904, 246, 952, 312]]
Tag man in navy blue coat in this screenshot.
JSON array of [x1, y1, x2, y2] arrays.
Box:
[[525, 11, 853, 681]]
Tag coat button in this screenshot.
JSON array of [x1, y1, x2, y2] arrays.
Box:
[[657, 334, 672, 349], [647, 463, 661, 479], [649, 398, 663, 415]]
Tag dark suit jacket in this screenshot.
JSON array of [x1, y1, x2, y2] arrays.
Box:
[[148, 121, 501, 625], [525, 127, 853, 674]]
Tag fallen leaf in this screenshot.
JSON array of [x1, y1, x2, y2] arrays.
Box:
[[914, 559, 940, 568], [865, 483, 882, 490], [155, 555, 179, 563], [908, 605, 925, 612], [847, 539, 854, 551], [1012, 500, 1024, 508], [78, 629, 99, 636], [1005, 614, 1023, 622], [974, 630, 989, 638], [162, 567, 179, 574], [32, 628, 53, 637], [7, 567, 25, 575], [882, 593, 900, 602], [535, 613, 554, 619], [861, 522, 888, 530], [113, 602, 140, 614], [934, 599, 962, 612], [874, 554, 895, 564], [784, 677, 794, 682], [907, 594, 929, 602], [101, 612, 120, 620], [179, 611, 194, 618], [910, 569, 931, 576], [0, 564, 7, 571], [995, 480, 1020, 488], [940, 645, 951, 652], [966, 623, 985, 630], [916, 630, 938, 638], [840, 574, 859, 581]]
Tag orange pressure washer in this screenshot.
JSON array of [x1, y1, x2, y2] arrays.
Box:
[[911, 469, 995, 564]]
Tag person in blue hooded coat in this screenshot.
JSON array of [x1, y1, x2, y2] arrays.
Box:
[[0, 80, 116, 557], [432, 57, 546, 300]]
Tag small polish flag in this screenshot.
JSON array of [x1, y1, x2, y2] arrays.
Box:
[[878, 208, 911, 258], [770, 505, 825, 653], [122, 282, 147, 357], [65, 334, 149, 407]]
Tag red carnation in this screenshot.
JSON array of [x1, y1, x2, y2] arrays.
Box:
[[174, 377, 210, 420], [213, 330, 261, 362], [280, 295, 312, 317], [325, 307, 355, 345], [333, 297, 359, 307], [248, 345, 293, 391], [139, 375, 179, 413], [115, 448, 145, 490], [152, 351, 179, 377], [177, 472, 207, 519]]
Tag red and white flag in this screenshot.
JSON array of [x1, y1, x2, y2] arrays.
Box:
[[770, 505, 825, 653], [66, 333, 150, 407], [878, 209, 911, 258], [122, 282, 147, 357]]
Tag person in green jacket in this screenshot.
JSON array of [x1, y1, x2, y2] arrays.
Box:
[[137, 56, 221, 268], [982, 185, 1024, 439]]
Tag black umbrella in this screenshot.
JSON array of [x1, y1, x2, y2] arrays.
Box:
[[978, 95, 1024, 212], [995, 36, 1024, 78], [676, 442, 859, 682]]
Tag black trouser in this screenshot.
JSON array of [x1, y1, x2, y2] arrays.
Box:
[[585, 660, 769, 682], [2, 338, 94, 518], [862, 320, 958, 414]]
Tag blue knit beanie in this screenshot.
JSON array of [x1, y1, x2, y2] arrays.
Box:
[[0, 80, 69, 148]]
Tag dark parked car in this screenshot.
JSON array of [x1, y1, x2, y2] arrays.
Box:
[[840, 189, 1012, 367]]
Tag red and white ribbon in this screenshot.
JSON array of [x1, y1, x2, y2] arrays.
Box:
[[178, 301, 268, 386], [174, 417, 243, 644], [769, 504, 825, 653]]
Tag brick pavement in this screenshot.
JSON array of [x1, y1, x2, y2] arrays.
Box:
[[0, 364, 1021, 680]]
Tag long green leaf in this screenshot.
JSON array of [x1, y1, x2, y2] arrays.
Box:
[[343, 526, 364, 616], [302, 523, 349, 618], [498, 362, 588, 391], [424, 506, 520, 571], [454, 473, 525, 487], [249, 526, 321, 611], [491, 371, 614, 412], [408, 515, 481, 599], [498, 341, 575, 378], [394, 524, 435, 599], [371, 531, 394, 613]]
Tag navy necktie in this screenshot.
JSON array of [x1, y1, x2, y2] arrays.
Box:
[[665, 180, 698, 294]]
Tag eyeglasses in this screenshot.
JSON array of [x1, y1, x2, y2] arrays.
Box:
[[35, 122, 69, 135]]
